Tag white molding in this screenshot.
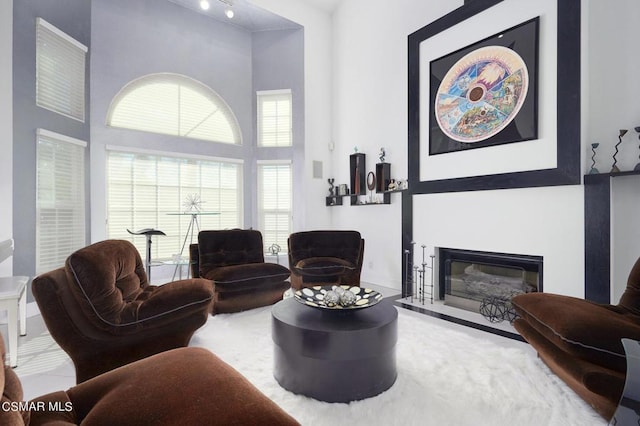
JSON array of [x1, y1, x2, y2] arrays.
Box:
[[36, 17, 88, 52], [37, 128, 87, 148], [105, 144, 244, 164], [257, 88, 292, 96], [256, 159, 293, 165]]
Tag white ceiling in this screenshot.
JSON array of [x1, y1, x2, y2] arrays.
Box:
[[167, 0, 344, 32], [298, 0, 344, 13], [167, 0, 300, 32]]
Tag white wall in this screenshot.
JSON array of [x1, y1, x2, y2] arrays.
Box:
[[585, 0, 640, 303], [328, 0, 590, 296], [414, 186, 584, 297], [0, 0, 13, 276], [329, 0, 461, 290], [325, 0, 640, 298], [414, 0, 585, 298], [253, 0, 640, 302]]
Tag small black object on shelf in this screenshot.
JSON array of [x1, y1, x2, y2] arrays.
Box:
[[589, 143, 599, 174], [611, 129, 628, 173], [375, 163, 390, 193], [350, 153, 366, 196]]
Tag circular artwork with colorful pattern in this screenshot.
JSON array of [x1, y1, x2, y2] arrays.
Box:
[[434, 46, 529, 143]]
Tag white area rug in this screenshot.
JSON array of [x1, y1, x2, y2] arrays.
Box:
[[190, 304, 606, 426]]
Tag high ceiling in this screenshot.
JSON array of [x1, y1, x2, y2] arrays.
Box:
[[298, 0, 344, 13], [167, 0, 300, 32], [167, 0, 344, 32]]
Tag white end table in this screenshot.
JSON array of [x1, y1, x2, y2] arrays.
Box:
[[0, 275, 28, 367]]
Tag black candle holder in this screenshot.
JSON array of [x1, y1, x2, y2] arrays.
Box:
[[611, 129, 628, 173], [589, 143, 599, 174], [404, 242, 434, 305]]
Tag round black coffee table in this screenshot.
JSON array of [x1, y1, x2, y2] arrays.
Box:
[[271, 296, 397, 403]]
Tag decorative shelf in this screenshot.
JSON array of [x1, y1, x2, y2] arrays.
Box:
[[349, 193, 390, 206], [325, 195, 346, 206], [584, 170, 640, 183], [326, 154, 403, 207]]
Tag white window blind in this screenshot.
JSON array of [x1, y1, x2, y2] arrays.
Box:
[[107, 73, 242, 145], [36, 129, 86, 274], [258, 162, 292, 251], [257, 90, 292, 147], [107, 150, 242, 260], [36, 18, 87, 122]]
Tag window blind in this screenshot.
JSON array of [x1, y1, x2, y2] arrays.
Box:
[[107, 74, 241, 145], [36, 129, 86, 274], [36, 18, 87, 122], [257, 90, 292, 147], [257, 162, 292, 251], [107, 150, 242, 260]]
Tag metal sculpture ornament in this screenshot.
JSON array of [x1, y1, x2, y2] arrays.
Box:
[[434, 46, 529, 143]]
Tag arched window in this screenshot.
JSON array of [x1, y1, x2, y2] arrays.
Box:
[[107, 73, 242, 144]]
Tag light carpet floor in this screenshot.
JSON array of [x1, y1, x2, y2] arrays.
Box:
[[190, 304, 606, 426]]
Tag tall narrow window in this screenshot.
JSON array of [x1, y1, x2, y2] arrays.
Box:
[[107, 73, 242, 145], [107, 150, 243, 259], [257, 90, 292, 147], [258, 162, 292, 251], [36, 18, 87, 122], [36, 129, 86, 274]]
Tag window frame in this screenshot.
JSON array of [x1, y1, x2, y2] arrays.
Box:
[[35, 17, 87, 122], [107, 73, 242, 145], [257, 89, 293, 148], [35, 129, 87, 274], [257, 160, 292, 253], [105, 146, 244, 260]]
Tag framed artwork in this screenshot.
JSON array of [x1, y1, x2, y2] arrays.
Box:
[[429, 17, 539, 156], [407, 0, 581, 193]]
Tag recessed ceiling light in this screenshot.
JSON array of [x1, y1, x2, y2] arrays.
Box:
[[200, 0, 210, 10], [225, 8, 234, 19]]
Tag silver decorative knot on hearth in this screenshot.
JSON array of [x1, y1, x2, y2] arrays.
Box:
[[479, 295, 520, 323]]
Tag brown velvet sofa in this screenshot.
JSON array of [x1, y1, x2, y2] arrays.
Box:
[[190, 229, 291, 314], [287, 230, 364, 290], [0, 333, 300, 426], [511, 256, 640, 419], [32, 240, 214, 383]]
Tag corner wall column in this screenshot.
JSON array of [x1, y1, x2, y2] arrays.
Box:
[[584, 173, 610, 303]]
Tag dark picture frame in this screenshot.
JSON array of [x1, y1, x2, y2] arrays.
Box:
[[429, 17, 539, 156], [407, 0, 580, 193]]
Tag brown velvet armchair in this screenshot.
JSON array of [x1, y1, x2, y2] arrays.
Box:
[[0, 333, 300, 426], [31, 240, 214, 383], [511, 256, 640, 420], [287, 230, 364, 290], [190, 229, 291, 314]]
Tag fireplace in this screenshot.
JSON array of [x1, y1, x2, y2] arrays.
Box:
[[438, 248, 543, 314]]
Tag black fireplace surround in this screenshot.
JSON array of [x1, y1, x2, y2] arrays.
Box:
[[438, 248, 543, 302]]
